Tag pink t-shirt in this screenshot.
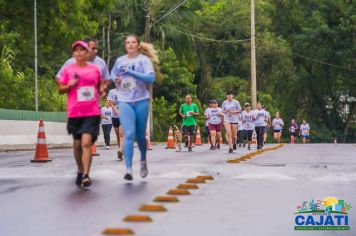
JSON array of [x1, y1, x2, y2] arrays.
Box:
[[59, 63, 102, 118]]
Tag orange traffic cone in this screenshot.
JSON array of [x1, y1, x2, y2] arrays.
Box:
[[91, 144, 99, 156], [146, 130, 152, 150], [31, 120, 51, 162], [195, 127, 202, 146], [252, 130, 257, 144], [165, 126, 175, 149]]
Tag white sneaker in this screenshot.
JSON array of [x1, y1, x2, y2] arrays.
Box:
[[106, 146, 110, 149], [140, 161, 148, 178], [124, 168, 133, 181]]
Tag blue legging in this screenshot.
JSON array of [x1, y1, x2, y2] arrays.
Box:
[[119, 99, 149, 169]]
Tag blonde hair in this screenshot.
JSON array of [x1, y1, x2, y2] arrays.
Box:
[[140, 42, 164, 83]]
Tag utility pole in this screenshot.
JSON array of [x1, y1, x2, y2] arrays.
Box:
[[34, 0, 39, 114], [250, 0, 257, 108], [144, 0, 154, 141]]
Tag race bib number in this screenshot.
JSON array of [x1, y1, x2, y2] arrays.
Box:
[[291, 127, 295, 132], [302, 129, 308, 135], [187, 111, 194, 117], [77, 86, 95, 102], [121, 77, 136, 91]]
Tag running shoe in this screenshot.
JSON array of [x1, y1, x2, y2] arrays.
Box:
[[124, 169, 133, 181], [233, 143, 237, 150], [210, 145, 214, 150], [217, 144, 220, 150], [81, 175, 92, 188], [228, 148, 233, 153], [211, 147, 216, 150], [243, 142, 246, 148], [140, 161, 148, 178], [117, 150, 123, 161], [106, 146, 110, 149], [248, 145, 251, 150], [238, 144, 242, 148], [75, 172, 83, 186], [188, 146, 192, 152]]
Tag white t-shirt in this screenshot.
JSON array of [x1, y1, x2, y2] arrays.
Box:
[[272, 118, 284, 130], [300, 123, 310, 136], [207, 107, 223, 125], [237, 114, 244, 131], [107, 89, 119, 118], [241, 110, 255, 131], [204, 108, 211, 126], [222, 99, 242, 123], [254, 109, 268, 127], [101, 107, 113, 125]]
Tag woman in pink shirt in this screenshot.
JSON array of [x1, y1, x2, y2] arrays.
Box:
[[57, 41, 105, 188]]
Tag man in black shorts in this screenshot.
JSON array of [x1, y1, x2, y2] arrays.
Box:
[[179, 95, 199, 152]]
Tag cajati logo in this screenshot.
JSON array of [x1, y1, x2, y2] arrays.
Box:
[[294, 197, 351, 231]]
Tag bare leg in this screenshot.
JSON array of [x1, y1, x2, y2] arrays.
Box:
[[210, 130, 217, 147], [73, 140, 83, 173], [81, 133, 93, 175], [224, 122, 233, 149]]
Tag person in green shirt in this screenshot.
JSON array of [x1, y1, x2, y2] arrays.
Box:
[[179, 94, 199, 151]]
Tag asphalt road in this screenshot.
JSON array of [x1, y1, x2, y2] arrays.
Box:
[[0, 143, 355, 236]]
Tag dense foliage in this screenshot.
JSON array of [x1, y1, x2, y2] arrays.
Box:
[[0, 0, 355, 142]]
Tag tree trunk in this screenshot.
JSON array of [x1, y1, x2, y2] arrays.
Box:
[[106, 14, 111, 67], [102, 24, 105, 59]]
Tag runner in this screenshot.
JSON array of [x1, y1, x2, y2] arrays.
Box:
[[289, 119, 299, 144], [56, 37, 111, 86], [107, 83, 124, 160], [272, 112, 284, 143], [101, 100, 113, 149], [241, 103, 256, 150], [254, 102, 268, 150], [57, 40, 105, 188], [110, 34, 156, 181], [299, 120, 310, 144], [222, 91, 241, 153], [263, 105, 271, 144], [237, 113, 244, 147], [206, 100, 223, 150], [179, 94, 200, 152], [204, 101, 213, 149]]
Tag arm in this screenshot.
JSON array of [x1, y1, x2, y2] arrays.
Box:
[[57, 79, 78, 94], [127, 70, 155, 83]]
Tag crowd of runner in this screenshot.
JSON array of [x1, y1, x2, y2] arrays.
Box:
[[179, 92, 311, 153], [56, 36, 311, 188]]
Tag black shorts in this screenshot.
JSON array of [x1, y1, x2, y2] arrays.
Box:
[[112, 117, 121, 128], [290, 132, 297, 137], [67, 116, 100, 143], [273, 129, 281, 133], [182, 125, 196, 136], [243, 130, 254, 141]]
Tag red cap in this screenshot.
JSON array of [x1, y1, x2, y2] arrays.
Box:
[[71, 40, 89, 51]]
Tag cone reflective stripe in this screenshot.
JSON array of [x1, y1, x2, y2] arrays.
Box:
[[165, 126, 175, 149], [195, 127, 202, 146], [31, 120, 51, 162], [91, 144, 99, 156], [146, 130, 152, 150]]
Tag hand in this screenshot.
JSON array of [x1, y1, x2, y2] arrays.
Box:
[[100, 88, 106, 99], [68, 79, 78, 88], [118, 65, 128, 75]]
